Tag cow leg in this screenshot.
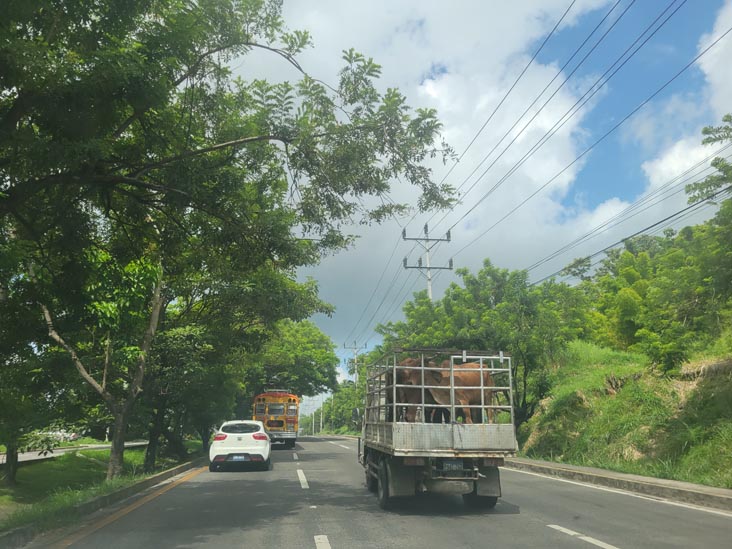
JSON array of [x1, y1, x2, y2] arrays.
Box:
[[457, 399, 473, 424]]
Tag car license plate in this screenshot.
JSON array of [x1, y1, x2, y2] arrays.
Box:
[[231, 455, 249, 461], [443, 459, 463, 471]]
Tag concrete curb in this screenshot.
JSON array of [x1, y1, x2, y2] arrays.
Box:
[[0, 456, 206, 549], [505, 457, 732, 512]]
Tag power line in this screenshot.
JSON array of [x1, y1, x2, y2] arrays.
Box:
[[453, 20, 732, 259], [531, 185, 732, 285], [425, 0, 631, 232], [524, 144, 732, 273], [435, 0, 579, 193], [440, 0, 685, 236], [342, 2, 579, 344]]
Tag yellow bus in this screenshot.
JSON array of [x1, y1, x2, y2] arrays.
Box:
[[252, 390, 299, 448]]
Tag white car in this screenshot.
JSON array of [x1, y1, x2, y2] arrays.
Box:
[[209, 420, 271, 472]]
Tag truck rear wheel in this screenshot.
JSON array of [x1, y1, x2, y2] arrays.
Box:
[[365, 466, 377, 492], [376, 461, 392, 509]]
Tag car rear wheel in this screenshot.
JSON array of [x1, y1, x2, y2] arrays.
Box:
[[259, 457, 271, 471], [208, 463, 219, 472]]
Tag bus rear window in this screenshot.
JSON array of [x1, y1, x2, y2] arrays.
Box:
[[254, 403, 265, 415], [267, 404, 285, 415], [287, 404, 298, 416]]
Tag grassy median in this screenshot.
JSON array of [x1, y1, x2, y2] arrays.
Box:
[[0, 444, 200, 534]]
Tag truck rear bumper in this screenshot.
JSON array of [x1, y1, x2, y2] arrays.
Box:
[[270, 432, 297, 440]]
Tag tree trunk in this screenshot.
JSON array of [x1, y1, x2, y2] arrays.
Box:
[[162, 427, 188, 461], [3, 442, 19, 486], [107, 410, 129, 480], [144, 404, 166, 473], [197, 424, 210, 455]]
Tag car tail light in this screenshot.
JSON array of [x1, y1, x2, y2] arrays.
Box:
[[213, 433, 227, 441], [252, 433, 268, 441]]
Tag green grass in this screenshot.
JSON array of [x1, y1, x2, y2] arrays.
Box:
[[0, 446, 198, 533], [520, 340, 732, 488]]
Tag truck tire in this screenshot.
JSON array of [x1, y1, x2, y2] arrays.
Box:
[[376, 461, 392, 510], [462, 492, 498, 509], [365, 466, 377, 492]]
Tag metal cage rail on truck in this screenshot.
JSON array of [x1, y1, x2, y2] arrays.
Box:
[[359, 349, 518, 509]]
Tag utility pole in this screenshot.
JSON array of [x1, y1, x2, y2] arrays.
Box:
[[344, 341, 365, 383], [319, 395, 324, 433], [403, 224, 453, 300]]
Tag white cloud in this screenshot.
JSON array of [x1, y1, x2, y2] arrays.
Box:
[[231, 1, 730, 357], [697, 0, 732, 119], [641, 137, 714, 190]]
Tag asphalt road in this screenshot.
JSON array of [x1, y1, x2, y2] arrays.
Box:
[[27, 436, 732, 549]]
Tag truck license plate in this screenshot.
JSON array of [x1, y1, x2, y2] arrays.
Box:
[[443, 459, 463, 471]]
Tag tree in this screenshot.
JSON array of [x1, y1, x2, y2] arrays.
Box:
[[241, 319, 339, 398], [378, 260, 584, 426], [686, 114, 732, 202], [1, 0, 453, 477]]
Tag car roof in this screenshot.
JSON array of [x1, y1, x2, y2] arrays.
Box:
[[219, 420, 263, 427]]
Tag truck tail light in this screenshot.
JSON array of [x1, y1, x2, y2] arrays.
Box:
[[252, 433, 268, 441], [213, 433, 227, 441]]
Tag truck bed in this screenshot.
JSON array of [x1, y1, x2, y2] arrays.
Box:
[[363, 422, 517, 457]]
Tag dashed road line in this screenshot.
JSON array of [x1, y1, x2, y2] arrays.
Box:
[[293, 452, 299, 460], [297, 468, 309, 489], [326, 440, 351, 450], [314, 534, 331, 549], [548, 524, 620, 549]]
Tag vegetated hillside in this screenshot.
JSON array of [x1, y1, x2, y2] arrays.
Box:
[[519, 340, 732, 489]]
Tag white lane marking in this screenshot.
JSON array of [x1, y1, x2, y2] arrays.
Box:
[[293, 452, 299, 460], [547, 525, 620, 549], [326, 440, 350, 450], [297, 468, 309, 489], [506, 468, 732, 518], [314, 535, 331, 549]]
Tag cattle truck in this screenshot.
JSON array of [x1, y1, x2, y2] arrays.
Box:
[[358, 348, 517, 509]]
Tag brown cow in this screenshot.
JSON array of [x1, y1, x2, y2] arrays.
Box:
[[400, 359, 496, 424], [387, 358, 439, 423]]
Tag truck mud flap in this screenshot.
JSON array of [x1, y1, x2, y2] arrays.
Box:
[[387, 459, 416, 497], [476, 466, 501, 497]]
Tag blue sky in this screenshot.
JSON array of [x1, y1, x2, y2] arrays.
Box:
[[241, 1, 732, 399], [545, 1, 725, 209]]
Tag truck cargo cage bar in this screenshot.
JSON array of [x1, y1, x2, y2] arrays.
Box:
[[365, 350, 515, 427]]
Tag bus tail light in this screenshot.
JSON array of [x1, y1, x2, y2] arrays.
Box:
[[213, 433, 227, 441]]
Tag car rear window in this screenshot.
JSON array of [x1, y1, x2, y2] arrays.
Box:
[[221, 423, 260, 434]]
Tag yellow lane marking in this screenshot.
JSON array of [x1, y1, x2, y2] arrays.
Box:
[[51, 467, 206, 548]]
